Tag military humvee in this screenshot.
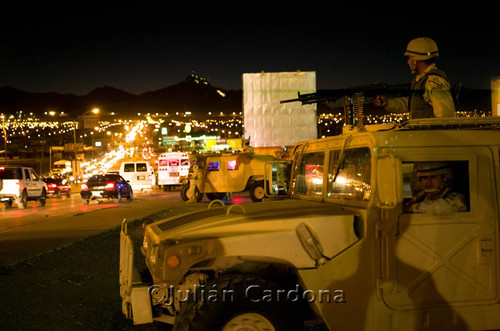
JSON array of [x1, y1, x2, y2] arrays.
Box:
[[120, 116, 500, 330], [179, 152, 287, 202]]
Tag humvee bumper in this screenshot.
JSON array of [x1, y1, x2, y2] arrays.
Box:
[[119, 219, 153, 325]]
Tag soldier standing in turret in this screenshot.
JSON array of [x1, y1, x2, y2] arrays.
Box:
[[374, 37, 456, 118]]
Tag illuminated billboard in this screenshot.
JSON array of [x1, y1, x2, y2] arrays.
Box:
[[243, 71, 317, 147]]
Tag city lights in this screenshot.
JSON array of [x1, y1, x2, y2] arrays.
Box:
[[0, 106, 491, 180]]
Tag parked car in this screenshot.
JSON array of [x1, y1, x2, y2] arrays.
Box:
[[42, 177, 71, 198], [0, 166, 46, 209], [80, 174, 133, 204]]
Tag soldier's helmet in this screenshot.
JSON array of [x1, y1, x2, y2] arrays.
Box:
[[404, 37, 439, 60], [416, 161, 452, 179]]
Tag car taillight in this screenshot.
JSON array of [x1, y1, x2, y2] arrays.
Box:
[[81, 183, 88, 190], [105, 183, 115, 190], [50, 184, 57, 188]]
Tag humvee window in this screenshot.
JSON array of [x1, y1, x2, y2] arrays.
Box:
[[227, 160, 237, 170], [327, 147, 371, 201], [402, 160, 470, 213], [208, 161, 220, 171], [291, 152, 324, 196]]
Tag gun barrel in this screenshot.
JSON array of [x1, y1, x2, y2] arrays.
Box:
[[280, 92, 343, 105], [279, 84, 410, 105], [280, 98, 300, 104]]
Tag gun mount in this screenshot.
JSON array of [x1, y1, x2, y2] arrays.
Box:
[[281, 83, 410, 130]]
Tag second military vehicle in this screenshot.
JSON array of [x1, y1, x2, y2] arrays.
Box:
[[180, 152, 286, 202]]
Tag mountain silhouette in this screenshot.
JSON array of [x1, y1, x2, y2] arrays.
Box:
[[0, 76, 491, 120], [0, 76, 243, 119]]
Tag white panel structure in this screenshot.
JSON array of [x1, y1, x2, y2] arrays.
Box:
[[491, 76, 500, 117], [243, 71, 317, 147]]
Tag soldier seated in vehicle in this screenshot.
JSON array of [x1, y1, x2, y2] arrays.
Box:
[[404, 162, 467, 214]]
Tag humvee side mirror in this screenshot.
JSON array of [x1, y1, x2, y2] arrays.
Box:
[[376, 154, 403, 208]]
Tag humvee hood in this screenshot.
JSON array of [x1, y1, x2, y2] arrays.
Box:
[[151, 200, 355, 239], [148, 200, 360, 266]]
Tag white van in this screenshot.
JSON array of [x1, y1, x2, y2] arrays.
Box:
[[157, 152, 190, 191], [119, 161, 155, 193]]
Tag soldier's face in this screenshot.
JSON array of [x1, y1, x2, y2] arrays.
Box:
[[407, 57, 417, 74], [420, 175, 444, 192]]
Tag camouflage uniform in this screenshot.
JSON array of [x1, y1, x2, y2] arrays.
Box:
[[407, 187, 467, 214]]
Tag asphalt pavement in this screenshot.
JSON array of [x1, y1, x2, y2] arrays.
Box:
[[0, 188, 196, 266]]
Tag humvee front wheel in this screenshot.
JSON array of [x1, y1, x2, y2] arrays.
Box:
[[222, 312, 276, 330], [249, 181, 265, 202], [173, 274, 303, 331]]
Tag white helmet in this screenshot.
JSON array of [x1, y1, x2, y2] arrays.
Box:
[[415, 161, 453, 193], [416, 161, 452, 179], [404, 37, 439, 60]]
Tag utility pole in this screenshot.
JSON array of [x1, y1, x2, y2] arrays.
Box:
[[73, 121, 78, 181], [1, 115, 7, 164]]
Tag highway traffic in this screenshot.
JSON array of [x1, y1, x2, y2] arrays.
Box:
[[0, 116, 253, 267], [0, 186, 251, 266]]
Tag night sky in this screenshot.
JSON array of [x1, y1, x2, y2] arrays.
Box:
[[1, 5, 497, 95]]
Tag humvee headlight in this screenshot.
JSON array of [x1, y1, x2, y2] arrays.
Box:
[[167, 255, 180, 268], [149, 245, 158, 264], [166, 246, 202, 269]]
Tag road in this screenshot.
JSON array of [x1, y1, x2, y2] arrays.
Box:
[[0, 187, 251, 267]]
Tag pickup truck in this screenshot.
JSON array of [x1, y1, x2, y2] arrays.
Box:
[[0, 166, 47, 209]]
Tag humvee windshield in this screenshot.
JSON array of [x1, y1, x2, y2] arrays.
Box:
[[328, 147, 371, 201]]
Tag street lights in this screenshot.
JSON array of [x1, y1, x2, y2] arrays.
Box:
[[73, 108, 100, 181], [1, 114, 7, 164]]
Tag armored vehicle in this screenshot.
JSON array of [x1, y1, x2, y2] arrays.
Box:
[[180, 152, 285, 202], [120, 117, 500, 330]]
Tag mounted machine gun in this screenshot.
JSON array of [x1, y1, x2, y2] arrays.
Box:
[[280, 83, 410, 131]]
